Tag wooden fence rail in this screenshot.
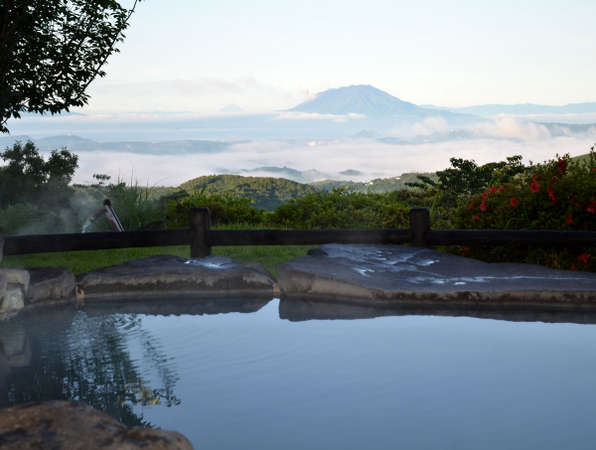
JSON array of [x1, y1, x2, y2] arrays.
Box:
[[1, 207, 595, 258]]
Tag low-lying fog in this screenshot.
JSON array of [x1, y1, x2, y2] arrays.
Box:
[[5, 115, 596, 187], [68, 137, 594, 187]]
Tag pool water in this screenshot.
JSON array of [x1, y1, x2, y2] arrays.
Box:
[[2, 299, 596, 450]]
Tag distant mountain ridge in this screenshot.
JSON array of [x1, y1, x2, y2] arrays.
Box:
[[0, 134, 232, 155], [444, 103, 596, 116]]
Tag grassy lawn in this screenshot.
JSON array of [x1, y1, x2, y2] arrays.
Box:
[[0, 245, 312, 279]]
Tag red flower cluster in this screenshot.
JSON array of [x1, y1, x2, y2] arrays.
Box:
[[587, 201, 596, 214], [557, 158, 567, 173], [509, 197, 519, 207], [578, 253, 591, 265]]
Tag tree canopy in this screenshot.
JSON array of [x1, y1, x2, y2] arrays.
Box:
[[0, 0, 139, 133], [0, 140, 78, 207]]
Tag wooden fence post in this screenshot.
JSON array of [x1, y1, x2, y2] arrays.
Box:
[[0, 228, 4, 264], [189, 207, 211, 258], [409, 208, 430, 247]]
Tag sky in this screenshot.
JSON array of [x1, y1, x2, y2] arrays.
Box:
[[5, 0, 596, 187], [83, 0, 596, 113]]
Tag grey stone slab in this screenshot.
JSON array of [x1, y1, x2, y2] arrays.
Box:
[[0, 400, 192, 449], [77, 254, 276, 301], [278, 244, 596, 307], [26, 267, 76, 304]]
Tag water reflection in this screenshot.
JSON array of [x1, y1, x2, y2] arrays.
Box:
[[279, 297, 596, 324], [84, 296, 270, 316], [0, 297, 270, 427]]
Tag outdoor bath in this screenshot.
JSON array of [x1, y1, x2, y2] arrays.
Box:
[[4, 297, 596, 449], [1, 241, 596, 448]]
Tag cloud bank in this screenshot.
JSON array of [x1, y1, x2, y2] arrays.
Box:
[[68, 134, 594, 187]]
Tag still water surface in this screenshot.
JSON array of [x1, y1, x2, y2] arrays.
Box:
[[2, 299, 596, 450]]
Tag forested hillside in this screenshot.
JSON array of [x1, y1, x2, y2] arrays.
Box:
[[179, 175, 317, 210], [310, 172, 436, 193]]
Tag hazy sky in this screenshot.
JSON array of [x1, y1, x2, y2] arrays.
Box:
[[84, 0, 596, 113]]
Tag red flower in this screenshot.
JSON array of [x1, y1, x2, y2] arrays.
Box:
[[480, 201, 487, 212], [565, 215, 573, 225], [473, 215, 480, 221], [557, 158, 567, 172], [570, 263, 577, 271], [509, 197, 519, 207], [468, 203, 475, 210], [488, 186, 497, 194], [530, 181, 540, 193], [587, 201, 596, 213], [547, 186, 557, 204], [532, 173, 539, 182], [578, 253, 591, 265], [497, 185, 505, 193]]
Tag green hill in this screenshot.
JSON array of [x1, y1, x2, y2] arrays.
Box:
[[571, 151, 594, 165], [179, 175, 317, 210], [310, 172, 436, 193]]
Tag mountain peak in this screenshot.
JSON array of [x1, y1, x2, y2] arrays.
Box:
[[290, 85, 421, 116]]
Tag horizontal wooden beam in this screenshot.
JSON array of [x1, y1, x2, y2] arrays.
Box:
[[426, 229, 596, 245], [3, 227, 594, 256], [210, 229, 411, 246], [3, 229, 190, 255]]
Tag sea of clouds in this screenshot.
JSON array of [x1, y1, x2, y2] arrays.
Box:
[[6, 114, 595, 187], [69, 132, 594, 187]]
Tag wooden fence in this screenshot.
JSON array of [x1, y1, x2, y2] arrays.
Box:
[[2, 207, 595, 259]]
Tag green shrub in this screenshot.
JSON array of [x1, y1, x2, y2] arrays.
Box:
[[267, 189, 410, 229], [167, 192, 266, 227], [451, 152, 595, 271]]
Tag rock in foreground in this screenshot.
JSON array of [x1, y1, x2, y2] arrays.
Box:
[[77, 255, 275, 301], [0, 400, 192, 449], [279, 244, 596, 308]]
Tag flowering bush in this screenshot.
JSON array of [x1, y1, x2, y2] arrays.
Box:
[[452, 151, 595, 271]]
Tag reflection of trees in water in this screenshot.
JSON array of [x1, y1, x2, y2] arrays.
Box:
[[1, 310, 180, 428]]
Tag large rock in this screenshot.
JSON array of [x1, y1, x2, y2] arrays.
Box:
[[279, 244, 596, 308], [0, 269, 29, 320], [1, 269, 30, 292], [26, 267, 76, 304], [77, 254, 275, 301], [0, 400, 192, 449]]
